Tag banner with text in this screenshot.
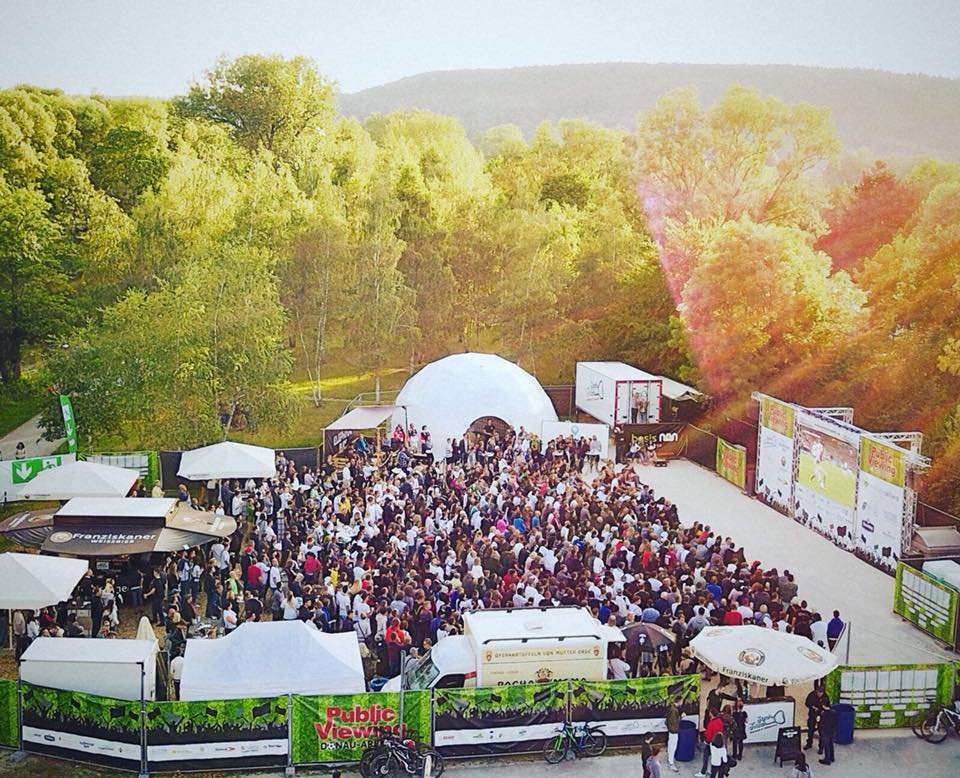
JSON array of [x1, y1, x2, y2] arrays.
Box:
[[856, 438, 907, 572], [614, 423, 686, 462], [793, 413, 860, 551], [756, 396, 796, 512], [893, 562, 958, 648], [568, 675, 699, 747], [716, 439, 747, 490], [144, 696, 288, 772], [291, 691, 431, 764], [59, 394, 78, 453], [433, 682, 567, 757], [20, 683, 142, 771], [0, 454, 77, 502]]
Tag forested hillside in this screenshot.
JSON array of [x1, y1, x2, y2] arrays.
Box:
[[340, 63, 960, 160], [2, 55, 959, 512]]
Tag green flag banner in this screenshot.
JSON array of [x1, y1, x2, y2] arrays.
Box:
[[716, 438, 747, 490], [291, 690, 431, 764], [59, 394, 78, 453]]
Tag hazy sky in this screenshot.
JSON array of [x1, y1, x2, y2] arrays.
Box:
[[3, 0, 958, 96]]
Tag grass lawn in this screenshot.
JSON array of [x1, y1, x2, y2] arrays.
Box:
[[231, 367, 410, 449], [0, 393, 43, 439]]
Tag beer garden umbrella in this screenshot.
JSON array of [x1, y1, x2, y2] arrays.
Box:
[[690, 625, 837, 686]]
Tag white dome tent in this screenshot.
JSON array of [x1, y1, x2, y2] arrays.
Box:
[[392, 353, 558, 454]]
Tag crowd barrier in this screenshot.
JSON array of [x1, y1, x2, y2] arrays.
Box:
[[825, 661, 960, 729], [0, 674, 699, 772]]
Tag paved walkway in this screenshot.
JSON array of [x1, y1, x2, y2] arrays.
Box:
[[0, 414, 63, 462], [635, 460, 954, 664]]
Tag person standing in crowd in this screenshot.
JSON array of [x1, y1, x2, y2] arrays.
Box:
[[818, 703, 836, 766], [646, 745, 662, 778], [804, 686, 824, 750], [151, 479, 164, 497], [170, 646, 184, 699], [731, 699, 747, 761], [695, 711, 725, 778], [792, 753, 813, 778], [665, 697, 681, 773], [708, 732, 729, 778], [827, 610, 844, 650]]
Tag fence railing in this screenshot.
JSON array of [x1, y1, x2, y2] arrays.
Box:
[[2, 675, 700, 773]]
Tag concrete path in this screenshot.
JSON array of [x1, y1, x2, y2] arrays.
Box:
[[0, 414, 63, 462], [435, 731, 960, 778], [636, 460, 955, 665]]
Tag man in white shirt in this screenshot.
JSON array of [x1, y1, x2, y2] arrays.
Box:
[[170, 649, 185, 699]]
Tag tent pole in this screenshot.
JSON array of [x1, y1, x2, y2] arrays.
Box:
[[285, 691, 295, 776], [138, 659, 148, 778]]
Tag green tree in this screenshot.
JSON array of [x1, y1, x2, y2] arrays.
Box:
[[176, 55, 336, 159], [0, 178, 66, 383]]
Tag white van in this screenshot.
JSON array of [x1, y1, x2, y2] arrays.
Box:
[[384, 606, 624, 691]]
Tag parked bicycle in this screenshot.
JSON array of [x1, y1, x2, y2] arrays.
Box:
[[543, 721, 608, 763], [919, 702, 960, 743], [361, 732, 445, 777]]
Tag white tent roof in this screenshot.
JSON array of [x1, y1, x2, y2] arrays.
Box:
[[578, 362, 703, 401], [57, 497, 176, 518], [22, 636, 157, 664], [179, 620, 365, 700], [327, 405, 400, 431], [464, 606, 608, 644], [177, 441, 275, 480], [0, 553, 89, 610], [392, 353, 558, 451], [19, 460, 139, 501]]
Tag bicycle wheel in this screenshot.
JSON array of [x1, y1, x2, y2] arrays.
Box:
[[419, 747, 444, 777], [910, 709, 929, 739], [543, 734, 569, 764], [360, 745, 387, 777], [584, 728, 607, 757], [367, 752, 403, 777], [923, 711, 950, 744]]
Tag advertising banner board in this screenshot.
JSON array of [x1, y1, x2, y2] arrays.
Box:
[[291, 691, 431, 764], [433, 683, 567, 757], [614, 424, 686, 462], [756, 397, 796, 512], [716, 439, 747, 490], [856, 438, 907, 572], [893, 562, 959, 648]]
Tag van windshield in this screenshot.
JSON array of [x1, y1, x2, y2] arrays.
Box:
[[403, 652, 440, 690]]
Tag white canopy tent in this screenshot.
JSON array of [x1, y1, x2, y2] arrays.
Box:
[[179, 620, 365, 700], [177, 441, 275, 480], [392, 353, 558, 453], [20, 637, 158, 700], [0, 553, 88, 610], [690, 626, 837, 686], [326, 405, 401, 431], [18, 460, 139, 501]]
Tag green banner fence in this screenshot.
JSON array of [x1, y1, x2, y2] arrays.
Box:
[[0, 680, 16, 749], [893, 561, 960, 648], [825, 662, 960, 729]]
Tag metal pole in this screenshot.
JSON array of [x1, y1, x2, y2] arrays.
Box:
[[15, 664, 25, 759], [139, 660, 148, 778], [286, 692, 294, 774], [845, 622, 851, 665], [398, 664, 405, 738]]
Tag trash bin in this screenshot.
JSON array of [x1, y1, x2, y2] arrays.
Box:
[[675, 719, 698, 762], [832, 703, 855, 745], [369, 676, 389, 692]]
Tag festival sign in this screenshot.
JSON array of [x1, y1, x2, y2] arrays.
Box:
[[756, 396, 796, 512], [20, 683, 142, 771], [291, 691, 431, 764], [716, 439, 747, 490], [568, 675, 699, 747], [432, 682, 567, 757], [856, 438, 907, 572], [793, 412, 859, 550], [0, 454, 76, 502], [144, 696, 288, 772], [614, 423, 686, 461], [893, 562, 958, 648]]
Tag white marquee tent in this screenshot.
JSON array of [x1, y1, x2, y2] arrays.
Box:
[[19, 460, 139, 500], [179, 620, 365, 700], [392, 353, 558, 452], [177, 441, 275, 480], [0, 553, 89, 610]]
